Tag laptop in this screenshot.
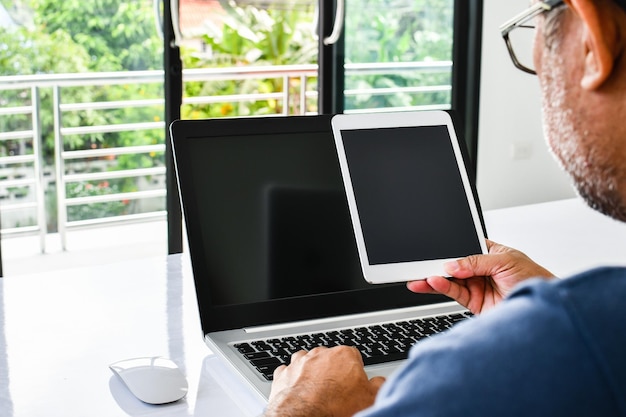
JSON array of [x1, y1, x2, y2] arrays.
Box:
[[170, 113, 486, 402]]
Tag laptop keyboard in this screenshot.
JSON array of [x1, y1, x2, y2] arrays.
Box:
[[234, 311, 473, 381]]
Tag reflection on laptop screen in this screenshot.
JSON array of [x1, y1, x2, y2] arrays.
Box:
[[187, 131, 369, 306]]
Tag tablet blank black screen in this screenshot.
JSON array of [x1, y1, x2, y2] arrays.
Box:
[[340, 125, 482, 265]]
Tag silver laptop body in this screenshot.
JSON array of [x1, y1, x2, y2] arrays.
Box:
[[170, 114, 483, 402]]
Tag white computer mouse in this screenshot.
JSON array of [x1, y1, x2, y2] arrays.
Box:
[[109, 356, 188, 404]]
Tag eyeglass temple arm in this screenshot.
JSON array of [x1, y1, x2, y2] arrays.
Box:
[[499, 0, 564, 35]]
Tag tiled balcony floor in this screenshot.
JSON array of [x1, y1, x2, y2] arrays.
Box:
[[1, 220, 170, 277]]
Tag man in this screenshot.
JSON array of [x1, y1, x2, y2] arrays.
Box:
[[263, 0, 626, 415]]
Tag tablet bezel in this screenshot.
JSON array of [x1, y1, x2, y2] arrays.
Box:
[[331, 110, 488, 284]]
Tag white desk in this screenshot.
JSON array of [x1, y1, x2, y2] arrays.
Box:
[[0, 254, 265, 417], [482, 198, 626, 277], [1, 198, 626, 416]]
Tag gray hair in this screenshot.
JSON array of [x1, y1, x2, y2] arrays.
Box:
[[542, 3, 566, 51]]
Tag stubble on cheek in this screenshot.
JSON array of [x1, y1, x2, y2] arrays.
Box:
[[539, 61, 626, 221]]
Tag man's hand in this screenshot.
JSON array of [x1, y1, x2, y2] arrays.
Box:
[[263, 346, 386, 417], [407, 239, 555, 314]]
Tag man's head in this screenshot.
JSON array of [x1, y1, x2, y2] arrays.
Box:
[[533, 0, 626, 221]]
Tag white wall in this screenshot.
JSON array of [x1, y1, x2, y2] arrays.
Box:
[[476, 0, 574, 210]]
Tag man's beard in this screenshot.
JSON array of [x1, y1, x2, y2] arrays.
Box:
[[571, 166, 626, 222], [540, 56, 626, 222]]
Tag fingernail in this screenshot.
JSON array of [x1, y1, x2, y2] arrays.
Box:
[[444, 260, 460, 274]]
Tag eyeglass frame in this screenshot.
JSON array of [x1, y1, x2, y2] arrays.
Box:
[[500, 0, 565, 75]]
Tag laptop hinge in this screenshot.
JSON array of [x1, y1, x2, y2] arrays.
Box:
[[243, 301, 460, 334]]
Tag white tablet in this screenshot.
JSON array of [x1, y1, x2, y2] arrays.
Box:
[[331, 110, 488, 284]]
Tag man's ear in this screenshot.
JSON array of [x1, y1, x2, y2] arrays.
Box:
[[566, 0, 620, 90]]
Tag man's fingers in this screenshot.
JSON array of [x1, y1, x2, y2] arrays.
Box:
[[408, 276, 470, 306], [408, 276, 474, 312], [426, 276, 470, 307], [289, 349, 308, 363], [406, 279, 439, 294], [369, 376, 386, 390], [273, 364, 287, 379], [444, 240, 512, 279], [445, 254, 501, 279]]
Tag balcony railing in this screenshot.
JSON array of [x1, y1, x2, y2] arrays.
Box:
[[0, 62, 452, 252]]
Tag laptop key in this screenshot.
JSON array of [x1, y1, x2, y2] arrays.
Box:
[[234, 343, 255, 354], [239, 311, 472, 379], [361, 351, 408, 366], [256, 363, 282, 375], [244, 351, 271, 360], [252, 341, 273, 351], [251, 357, 282, 367]]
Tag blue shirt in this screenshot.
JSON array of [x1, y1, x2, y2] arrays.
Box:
[[358, 267, 626, 416]]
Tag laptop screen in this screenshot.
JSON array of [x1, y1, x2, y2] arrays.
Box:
[[171, 115, 463, 332], [185, 129, 368, 306]]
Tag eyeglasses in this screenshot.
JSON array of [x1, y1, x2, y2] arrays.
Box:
[[500, 0, 564, 75]]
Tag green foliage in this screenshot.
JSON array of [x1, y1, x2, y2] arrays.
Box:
[[202, 5, 317, 65], [343, 0, 454, 110], [0, 25, 93, 159], [182, 5, 317, 118], [181, 0, 454, 116], [1, 0, 165, 224], [0, 27, 91, 75], [1, 0, 163, 161], [25, 0, 161, 71], [1, 0, 456, 227], [66, 181, 129, 221], [345, 0, 453, 63]]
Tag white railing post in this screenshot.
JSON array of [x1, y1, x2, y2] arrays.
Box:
[[300, 75, 307, 115], [31, 86, 47, 253], [53, 85, 67, 251], [282, 75, 290, 116]]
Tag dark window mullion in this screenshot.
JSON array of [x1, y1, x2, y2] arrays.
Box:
[[452, 0, 484, 174], [164, 0, 184, 255], [318, 0, 344, 114]]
